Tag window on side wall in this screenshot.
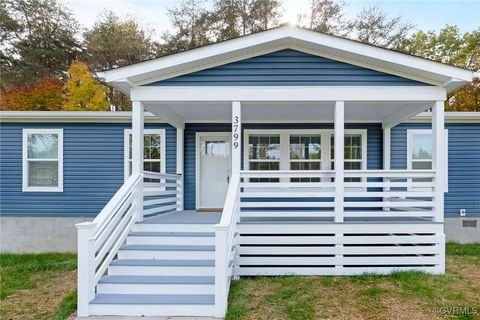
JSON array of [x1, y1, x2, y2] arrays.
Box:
[[407, 129, 448, 190], [124, 129, 166, 182], [22, 129, 63, 192]]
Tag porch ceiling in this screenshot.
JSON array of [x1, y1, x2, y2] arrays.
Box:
[[145, 101, 431, 123]]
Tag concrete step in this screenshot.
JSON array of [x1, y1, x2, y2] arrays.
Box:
[[117, 244, 215, 260], [97, 275, 215, 294], [89, 294, 215, 317], [126, 231, 215, 245], [108, 259, 215, 276]]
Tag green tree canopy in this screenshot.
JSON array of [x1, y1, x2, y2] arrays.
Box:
[[0, 0, 81, 90]]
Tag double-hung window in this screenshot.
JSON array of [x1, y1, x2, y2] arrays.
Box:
[[247, 134, 280, 182], [22, 129, 63, 192], [407, 129, 448, 189], [289, 134, 321, 182], [124, 129, 166, 181], [330, 132, 366, 182]]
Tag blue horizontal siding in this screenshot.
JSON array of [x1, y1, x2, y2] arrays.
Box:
[[146, 49, 428, 86], [391, 123, 480, 217], [0, 123, 176, 217], [184, 123, 383, 210]]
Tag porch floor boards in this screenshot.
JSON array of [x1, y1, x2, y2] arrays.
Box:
[[142, 211, 438, 224]]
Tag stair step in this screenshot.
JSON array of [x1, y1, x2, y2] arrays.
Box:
[[118, 244, 215, 259], [99, 275, 214, 284], [108, 259, 215, 276], [110, 259, 215, 267], [128, 231, 214, 237], [97, 275, 215, 294], [127, 231, 215, 245], [132, 223, 214, 233], [120, 244, 215, 251], [91, 293, 214, 305]]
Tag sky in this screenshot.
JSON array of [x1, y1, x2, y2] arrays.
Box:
[[61, 0, 480, 38]]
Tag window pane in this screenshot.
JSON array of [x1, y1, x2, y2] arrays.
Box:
[[412, 134, 432, 160], [129, 133, 162, 160], [291, 162, 321, 170], [144, 161, 161, 172], [290, 134, 321, 160], [412, 161, 432, 170], [249, 162, 280, 171], [28, 161, 58, 186], [249, 135, 280, 160], [344, 162, 361, 170], [331, 134, 362, 160], [28, 134, 58, 159]]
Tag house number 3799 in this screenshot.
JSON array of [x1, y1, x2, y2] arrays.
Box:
[[233, 116, 239, 149]]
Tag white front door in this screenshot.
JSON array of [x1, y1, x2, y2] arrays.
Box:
[[197, 134, 231, 209]]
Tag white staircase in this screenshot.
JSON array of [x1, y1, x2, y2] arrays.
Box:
[[89, 218, 217, 317]]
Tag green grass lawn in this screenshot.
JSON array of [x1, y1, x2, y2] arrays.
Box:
[[0, 244, 478, 320], [0, 253, 77, 320], [226, 243, 480, 320]]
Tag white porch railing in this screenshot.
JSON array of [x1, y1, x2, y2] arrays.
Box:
[[214, 173, 241, 317], [238, 169, 437, 220], [76, 173, 143, 317], [143, 171, 183, 216]]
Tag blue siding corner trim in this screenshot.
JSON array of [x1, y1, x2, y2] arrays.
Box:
[[392, 123, 480, 217], [145, 49, 429, 86], [0, 123, 176, 217]]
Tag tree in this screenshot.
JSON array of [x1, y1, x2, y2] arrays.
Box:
[[405, 26, 480, 111], [63, 61, 110, 111], [298, 0, 347, 35], [161, 0, 214, 54], [83, 11, 159, 110], [347, 6, 414, 50], [0, 0, 81, 89], [212, 0, 282, 41], [0, 77, 63, 111]]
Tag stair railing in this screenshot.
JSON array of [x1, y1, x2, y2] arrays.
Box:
[[76, 173, 143, 317], [214, 173, 240, 318]]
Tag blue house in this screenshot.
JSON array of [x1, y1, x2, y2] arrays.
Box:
[[0, 26, 479, 317]]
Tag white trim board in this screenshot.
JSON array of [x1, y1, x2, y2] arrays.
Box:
[[22, 128, 63, 192], [131, 86, 446, 102], [2, 111, 479, 123]]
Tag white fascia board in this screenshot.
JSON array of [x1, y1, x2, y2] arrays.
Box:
[[102, 26, 474, 88], [131, 86, 446, 102], [0, 111, 164, 123]]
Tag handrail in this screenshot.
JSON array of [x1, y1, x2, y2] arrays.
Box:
[[214, 173, 240, 317], [76, 173, 143, 317], [143, 170, 181, 180]]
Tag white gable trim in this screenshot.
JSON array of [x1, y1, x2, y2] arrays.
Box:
[[99, 26, 476, 94]]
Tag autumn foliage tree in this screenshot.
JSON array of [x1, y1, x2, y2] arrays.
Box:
[[63, 61, 110, 111], [0, 77, 63, 111]]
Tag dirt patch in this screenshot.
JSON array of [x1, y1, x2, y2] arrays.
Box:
[[0, 270, 76, 320]]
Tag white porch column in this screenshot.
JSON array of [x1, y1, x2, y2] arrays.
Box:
[[132, 101, 144, 222], [176, 128, 184, 211], [232, 101, 241, 175], [432, 101, 445, 223], [334, 101, 345, 223], [383, 127, 391, 170]]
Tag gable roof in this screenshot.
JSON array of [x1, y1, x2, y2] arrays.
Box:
[[99, 26, 478, 94]]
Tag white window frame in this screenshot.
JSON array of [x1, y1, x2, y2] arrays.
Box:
[[243, 129, 367, 173], [22, 128, 63, 192], [407, 129, 448, 191], [329, 129, 368, 172], [124, 129, 166, 181]]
